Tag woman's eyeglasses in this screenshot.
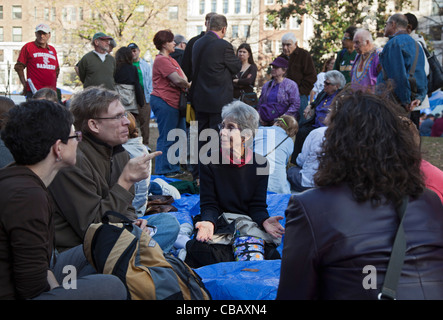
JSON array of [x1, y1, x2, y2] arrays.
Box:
[[67, 131, 82, 142], [218, 123, 240, 131], [324, 81, 333, 86]]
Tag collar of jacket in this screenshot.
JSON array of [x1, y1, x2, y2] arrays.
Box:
[[82, 131, 126, 158], [389, 30, 409, 39]]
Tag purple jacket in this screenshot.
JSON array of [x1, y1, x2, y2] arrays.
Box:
[[259, 78, 300, 120]]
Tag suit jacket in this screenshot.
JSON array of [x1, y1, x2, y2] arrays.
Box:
[[277, 184, 443, 300], [191, 31, 241, 113]]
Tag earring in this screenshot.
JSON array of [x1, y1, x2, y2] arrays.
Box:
[[56, 156, 62, 162]]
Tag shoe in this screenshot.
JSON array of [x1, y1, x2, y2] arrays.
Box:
[[164, 171, 186, 178], [153, 178, 181, 200]]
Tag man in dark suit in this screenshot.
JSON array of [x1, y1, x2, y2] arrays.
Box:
[[191, 14, 241, 134]]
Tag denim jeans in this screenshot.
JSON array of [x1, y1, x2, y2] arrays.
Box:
[[150, 95, 186, 175], [298, 95, 309, 125], [145, 212, 180, 253], [33, 245, 127, 300]]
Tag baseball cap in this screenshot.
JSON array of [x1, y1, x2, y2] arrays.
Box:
[[92, 32, 113, 42], [35, 23, 51, 34], [270, 56, 289, 69], [128, 43, 139, 50]]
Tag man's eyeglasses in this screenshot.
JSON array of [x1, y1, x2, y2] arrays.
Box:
[[342, 36, 351, 40], [94, 112, 129, 121], [67, 131, 82, 142], [274, 117, 288, 128]]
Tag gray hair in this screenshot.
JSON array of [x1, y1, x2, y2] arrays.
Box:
[[325, 70, 346, 89], [389, 13, 409, 29], [209, 14, 228, 31], [354, 28, 373, 43], [221, 100, 259, 137], [281, 32, 297, 44], [174, 34, 187, 45]]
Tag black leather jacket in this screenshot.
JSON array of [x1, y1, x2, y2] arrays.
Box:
[[277, 184, 443, 300]]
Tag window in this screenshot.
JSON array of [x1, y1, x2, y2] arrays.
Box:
[[0, 6, 3, 19], [211, 0, 217, 13], [199, 0, 205, 15], [51, 7, 56, 21], [430, 25, 442, 41], [289, 16, 300, 30], [12, 6, 22, 20], [0, 49, 4, 62], [79, 7, 84, 21], [232, 25, 239, 38], [265, 0, 274, 5], [246, 0, 252, 13], [264, 40, 273, 54], [223, 0, 228, 14], [44, 7, 49, 21], [0, 27, 3, 42], [12, 27, 22, 42], [169, 6, 178, 20], [71, 7, 77, 21], [235, 0, 241, 14]]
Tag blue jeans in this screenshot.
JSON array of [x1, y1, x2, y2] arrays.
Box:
[[298, 95, 309, 125], [145, 212, 180, 253], [150, 95, 186, 175]]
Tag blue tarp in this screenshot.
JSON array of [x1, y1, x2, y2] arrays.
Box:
[[150, 175, 291, 300]]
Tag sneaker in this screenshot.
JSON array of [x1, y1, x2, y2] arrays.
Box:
[[153, 178, 181, 200]]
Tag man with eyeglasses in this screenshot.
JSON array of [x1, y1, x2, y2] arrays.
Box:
[[76, 32, 116, 90], [48, 87, 180, 254], [333, 26, 357, 84]]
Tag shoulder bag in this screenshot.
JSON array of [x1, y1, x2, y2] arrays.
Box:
[[378, 196, 408, 300]]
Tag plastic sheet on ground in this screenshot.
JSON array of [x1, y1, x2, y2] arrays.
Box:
[[194, 260, 282, 300], [149, 176, 293, 300]]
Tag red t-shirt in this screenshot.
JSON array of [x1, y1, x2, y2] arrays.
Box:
[[151, 54, 184, 109], [421, 160, 443, 205], [17, 41, 59, 92]]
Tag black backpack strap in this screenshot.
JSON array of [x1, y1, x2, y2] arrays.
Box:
[[102, 211, 134, 224], [378, 196, 409, 300]]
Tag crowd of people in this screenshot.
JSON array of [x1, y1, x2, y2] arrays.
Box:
[[0, 10, 443, 300]]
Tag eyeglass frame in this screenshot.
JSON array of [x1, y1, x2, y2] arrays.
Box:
[[67, 131, 82, 142], [218, 122, 241, 131], [274, 117, 288, 128], [93, 111, 129, 121]]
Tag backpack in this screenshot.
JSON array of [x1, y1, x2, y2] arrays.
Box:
[[258, 101, 289, 123], [83, 211, 211, 300], [423, 46, 443, 96]]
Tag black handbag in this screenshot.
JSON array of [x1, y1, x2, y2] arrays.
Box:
[[378, 196, 408, 300], [240, 90, 258, 108]]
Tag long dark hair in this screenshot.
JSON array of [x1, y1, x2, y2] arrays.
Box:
[[237, 43, 255, 66], [115, 46, 133, 69], [314, 88, 424, 208]]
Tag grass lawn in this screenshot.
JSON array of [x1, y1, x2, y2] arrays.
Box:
[[421, 136, 443, 171]]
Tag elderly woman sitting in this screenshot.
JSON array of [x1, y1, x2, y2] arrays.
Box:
[[180, 101, 285, 268], [291, 70, 346, 163]]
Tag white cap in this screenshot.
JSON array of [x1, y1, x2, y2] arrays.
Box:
[[35, 23, 51, 33]]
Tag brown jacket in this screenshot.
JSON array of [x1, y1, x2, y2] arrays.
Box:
[[49, 133, 137, 252], [283, 47, 317, 96], [0, 166, 54, 299]]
